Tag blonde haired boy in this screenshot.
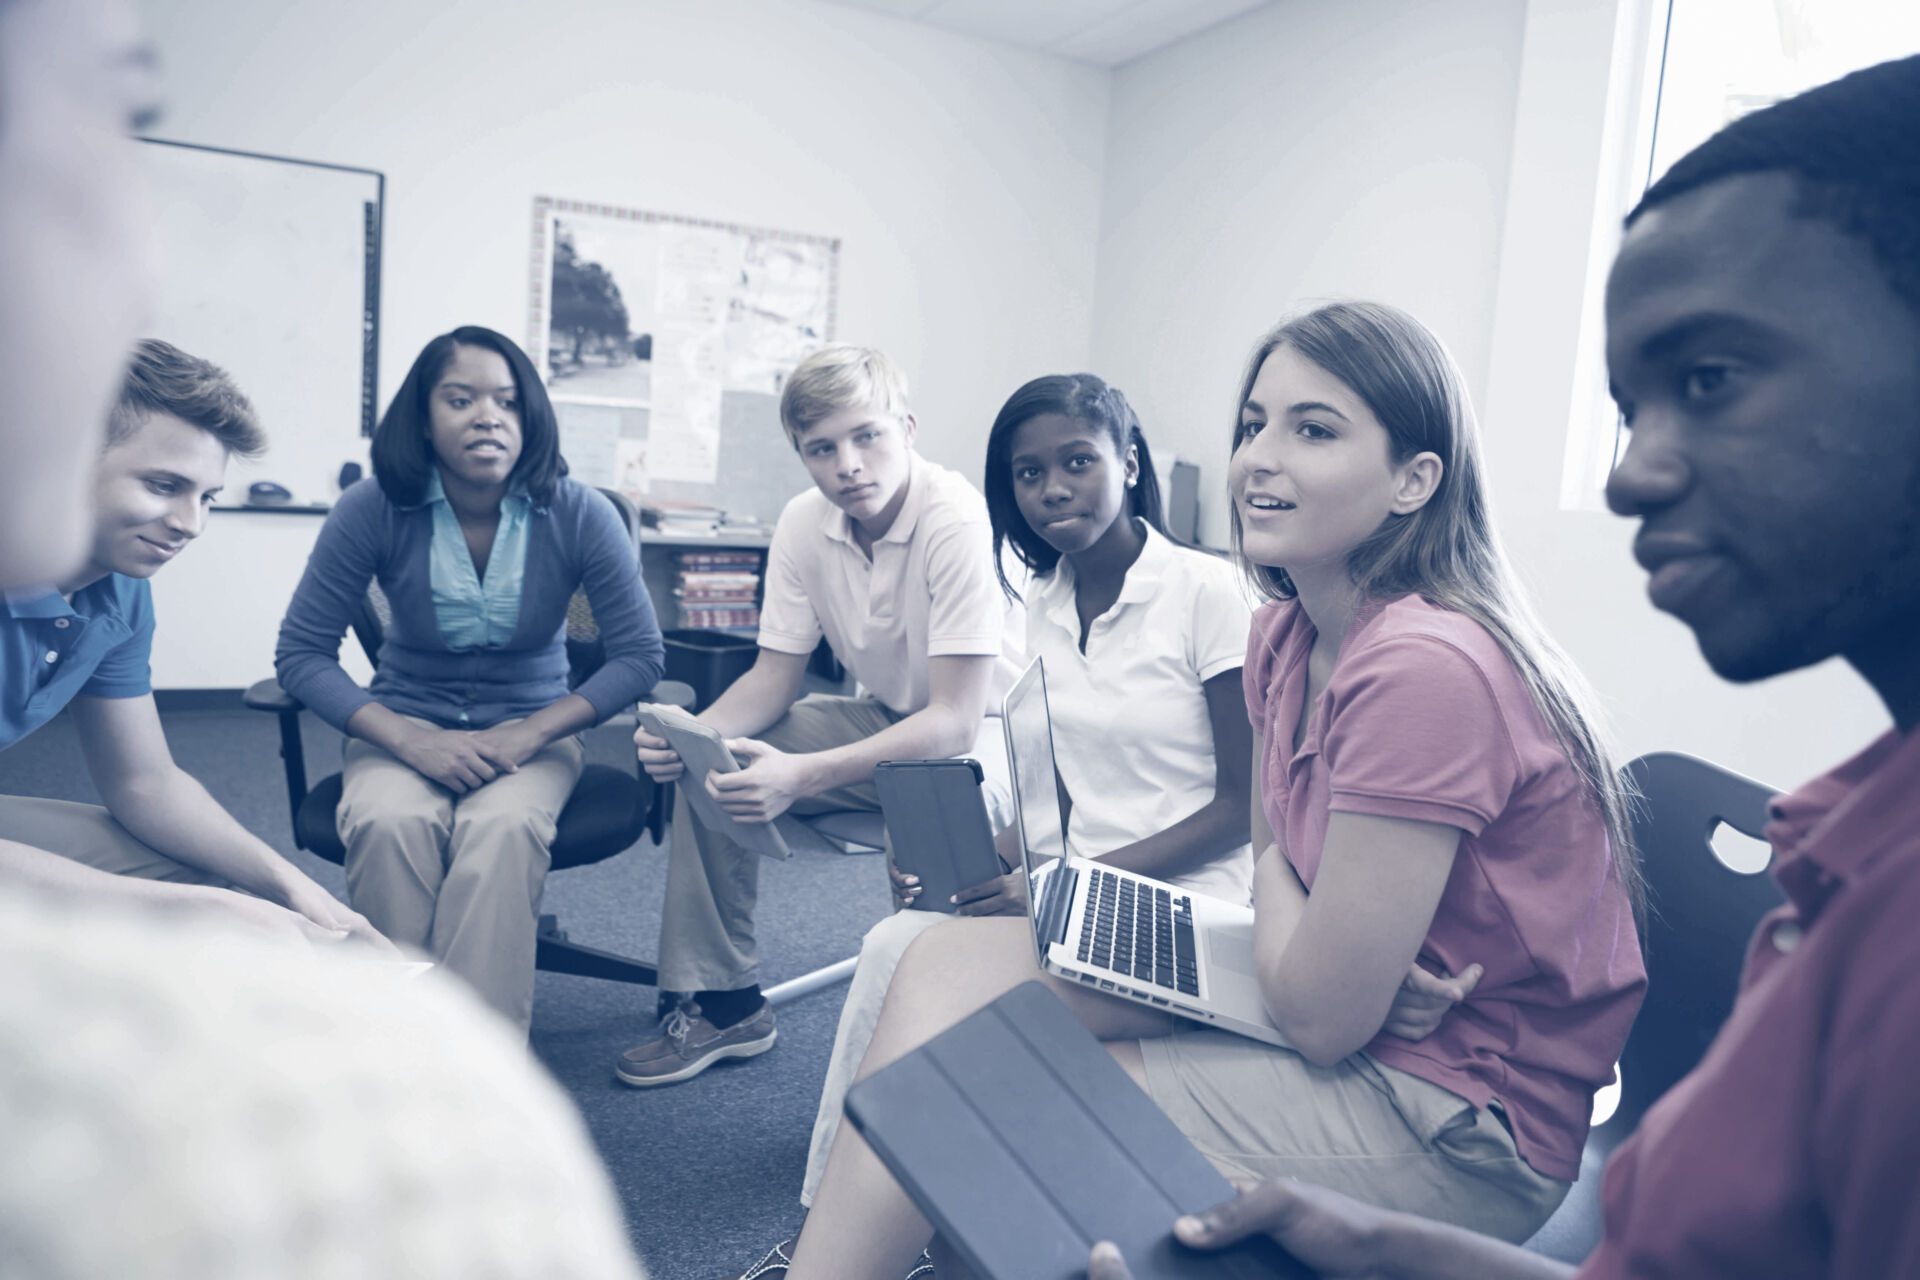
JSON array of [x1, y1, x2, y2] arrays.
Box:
[[619, 344, 1018, 1086]]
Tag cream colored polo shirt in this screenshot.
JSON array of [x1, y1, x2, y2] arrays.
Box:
[[759, 454, 1018, 716], [1025, 524, 1255, 904]]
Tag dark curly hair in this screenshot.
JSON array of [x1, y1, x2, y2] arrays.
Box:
[[1629, 54, 1920, 321]]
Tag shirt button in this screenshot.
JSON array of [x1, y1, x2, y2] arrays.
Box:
[[1771, 920, 1804, 954], [53, 618, 70, 629], [44, 650, 58, 664]]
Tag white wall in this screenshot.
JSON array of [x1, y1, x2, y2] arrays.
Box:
[[1091, 0, 1887, 792], [1479, 0, 1889, 791], [149, 513, 375, 690], [137, 0, 1892, 795], [136, 0, 1108, 688], [1092, 0, 1529, 547]]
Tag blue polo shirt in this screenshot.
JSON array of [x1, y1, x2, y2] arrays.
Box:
[[1, 574, 154, 752]]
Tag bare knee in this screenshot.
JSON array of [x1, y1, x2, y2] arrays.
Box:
[[887, 923, 1171, 1047], [891, 917, 1037, 1006], [861, 919, 1041, 1065], [1105, 1039, 1151, 1092], [862, 908, 931, 955]]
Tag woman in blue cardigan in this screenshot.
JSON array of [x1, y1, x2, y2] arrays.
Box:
[[276, 326, 664, 1032]]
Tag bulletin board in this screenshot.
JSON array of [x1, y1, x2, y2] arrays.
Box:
[[139, 138, 383, 509], [526, 197, 841, 527]]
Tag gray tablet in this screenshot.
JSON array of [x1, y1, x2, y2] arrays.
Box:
[[635, 704, 791, 860], [845, 981, 1315, 1279], [875, 758, 1006, 913]]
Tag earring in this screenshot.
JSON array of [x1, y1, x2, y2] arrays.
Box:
[[1125, 477, 1136, 489]]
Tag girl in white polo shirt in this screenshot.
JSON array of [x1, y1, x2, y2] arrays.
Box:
[[791, 374, 1254, 1217]]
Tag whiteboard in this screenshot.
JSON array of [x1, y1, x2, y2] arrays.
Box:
[[139, 139, 382, 509]]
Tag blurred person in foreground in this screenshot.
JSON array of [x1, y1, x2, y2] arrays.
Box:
[[0, 0, 158, 589], [0, 891, 646, 1278]]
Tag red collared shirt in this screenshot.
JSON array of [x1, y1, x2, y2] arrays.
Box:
[[1579, 726, 1920, 1278]]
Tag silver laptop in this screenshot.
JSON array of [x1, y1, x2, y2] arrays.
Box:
[[1002, 657, 1288, 1047]]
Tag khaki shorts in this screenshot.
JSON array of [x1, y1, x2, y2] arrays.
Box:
[[1139, 1021, 1570, 1243]]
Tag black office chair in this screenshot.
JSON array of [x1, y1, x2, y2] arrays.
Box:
[[1526, 749, 1782, 1261], [244, 487, 693, 987]]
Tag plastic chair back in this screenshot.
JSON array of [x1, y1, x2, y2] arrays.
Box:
[[1617, 751, 1782, 1124]]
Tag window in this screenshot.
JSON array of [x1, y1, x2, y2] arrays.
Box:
[[1560, 0, 1920, 511]]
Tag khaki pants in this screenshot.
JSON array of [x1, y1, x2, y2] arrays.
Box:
[[1141, 1022, 1572, 1243], [656, 695, 1011, 993], [338, 716, 583, 1033], [0, 794, 224, 885]]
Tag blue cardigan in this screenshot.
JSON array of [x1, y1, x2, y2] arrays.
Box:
[[276, 477, 664, 733]]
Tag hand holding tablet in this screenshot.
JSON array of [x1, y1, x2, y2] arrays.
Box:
[[634, 704, 792, 860]]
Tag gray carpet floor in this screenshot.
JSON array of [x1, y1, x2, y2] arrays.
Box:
[[0, 701, 893, 1280]]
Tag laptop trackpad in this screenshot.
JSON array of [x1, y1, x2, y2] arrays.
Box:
[[1207, 927, 1258, 976]]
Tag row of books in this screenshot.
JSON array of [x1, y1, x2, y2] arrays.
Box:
[[680, 606, 761, 629], [642, 500, 775, 541], [674, 548, 764, 631]]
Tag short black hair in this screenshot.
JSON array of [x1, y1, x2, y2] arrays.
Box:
[[370, 325, 566, 506], [109, 339, 266, 458], [983, 373, 1168, 599], [1629, 54, 1920, 322]]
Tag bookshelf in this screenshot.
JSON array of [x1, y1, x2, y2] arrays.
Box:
[[674, 548, 764, 631], [639, 532, 774, 638]]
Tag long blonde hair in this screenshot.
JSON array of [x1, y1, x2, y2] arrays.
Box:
[[1229, 301, 1642, 914]]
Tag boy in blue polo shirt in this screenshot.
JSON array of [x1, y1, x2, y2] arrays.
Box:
[[0, 339, 388, 949]]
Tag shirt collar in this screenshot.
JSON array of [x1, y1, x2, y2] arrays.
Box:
[[2, 577, 115, 620], [1034, 555, 1077, 628], [0, 590, 68, 620], [1034, 519, 1170, 630], [820, 453, 926, 547], [423, 470, 531, 511], [1114, 522, 1173, 604], [1764, 725, 1919, 919]]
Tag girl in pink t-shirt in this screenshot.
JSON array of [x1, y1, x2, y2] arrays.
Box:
[[779, 304, 1644, 1280], [1215, 301, 1644, 1216]]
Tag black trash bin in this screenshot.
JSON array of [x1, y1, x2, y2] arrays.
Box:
[[662, 629, 759, 712]]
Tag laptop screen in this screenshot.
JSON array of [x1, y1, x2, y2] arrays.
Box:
[[1001, 658, 1068, 954]]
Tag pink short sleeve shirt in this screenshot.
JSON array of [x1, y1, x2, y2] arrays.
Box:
[[1244, 595, 1646, 1181]]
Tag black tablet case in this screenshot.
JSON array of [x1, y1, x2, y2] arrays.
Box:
[[845, 981, 1316, 1280], [875, 758, 1006, 913]]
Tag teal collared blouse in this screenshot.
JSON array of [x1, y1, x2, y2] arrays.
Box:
[[425, 472, 532, 650]]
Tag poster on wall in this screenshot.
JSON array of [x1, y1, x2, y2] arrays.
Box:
[[528, 197, 840, 498]]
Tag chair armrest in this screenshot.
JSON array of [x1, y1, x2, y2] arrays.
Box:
[[245, 677, 314, 836], [625, 683, 695, 816], [244, 677, 303, 714], [650, 679, 697, 711]]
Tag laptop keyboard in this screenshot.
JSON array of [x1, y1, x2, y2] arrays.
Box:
[[1077, 868, 1199, 997]]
